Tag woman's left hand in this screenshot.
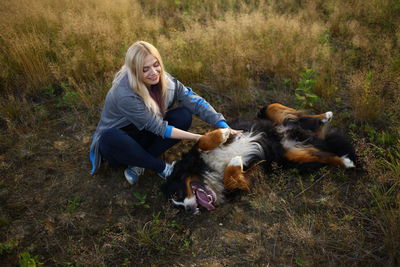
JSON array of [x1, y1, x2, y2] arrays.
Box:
[[229, 128, 243, 136]]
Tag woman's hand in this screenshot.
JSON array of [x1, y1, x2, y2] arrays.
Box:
[[229, 128, 243, 136], [170, 127, 203, 141]]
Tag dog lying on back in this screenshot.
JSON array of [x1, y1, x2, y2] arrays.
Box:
[[161, 103, 356, 213]]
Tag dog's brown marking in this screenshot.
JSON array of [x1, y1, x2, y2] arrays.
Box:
[[266, 103, 330, 125], [266, 103, 302, 124], [198, 129, 228, 151], [185, 176, 200, 198], [284, 147, 346, 168], [302, 114, 329, 120], [315, 121, 329, 139], [223, 165, 250, 191]]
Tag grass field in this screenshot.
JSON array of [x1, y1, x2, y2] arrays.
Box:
[[0, 0, 399, 265]]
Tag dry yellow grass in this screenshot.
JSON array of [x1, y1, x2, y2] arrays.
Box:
[[0, 0, 160, 97], [1, 0, 398, 120]]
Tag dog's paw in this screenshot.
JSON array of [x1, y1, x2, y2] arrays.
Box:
[[198, 128, 231, 151], [228, 156, 243, 169], [322, 111, 333, 123], [224, 156, 249, 191], [341, 156, 355, 168], [220, 128, 231, 142]]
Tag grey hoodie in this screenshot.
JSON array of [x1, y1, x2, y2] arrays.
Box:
[[89, 72, 226, 174]]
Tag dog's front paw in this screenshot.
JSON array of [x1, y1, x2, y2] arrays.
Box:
[[224, 156, 249, 191], [341, 156, 355, 168], [198, 128, 231, 151], [228, 156, 243, 169]]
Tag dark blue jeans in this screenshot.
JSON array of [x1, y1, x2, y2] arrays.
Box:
[[98, 107, 192, 173]]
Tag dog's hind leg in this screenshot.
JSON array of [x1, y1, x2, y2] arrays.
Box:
[[197, 128, 231, 151], [259, 103, 301, 124], [223, 156, 250, 191], [284, 147, 355, 168], [301, 111, 333, 124], [299, 111, 333, 139], [260, 103, 333, 137]]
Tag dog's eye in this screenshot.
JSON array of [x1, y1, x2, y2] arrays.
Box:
[[171, 191, 186, 202]]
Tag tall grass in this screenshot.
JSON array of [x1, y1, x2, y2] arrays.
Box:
[[160, 11, 332, 109], [0, 0, 161, 102], [0, 0, 398, 121]]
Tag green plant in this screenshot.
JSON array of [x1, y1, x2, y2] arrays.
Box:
[[367, 129, 398, 147], [42, 85, 54, 97], [0, 240, 16, 255], [340, 214, 355, 224], [62, 91, 78, 106], [169, 219, 179, 229], [63, 262, 78, 267], [133, 211, 192, 256], [387, 150, 400, 176], [0, 217, 9, 227], [295, 257, 307, 266], [349, 70, 385, 122], [181, 239, 191, 251], [122, 258, 131, 266], [132, 192, 150, 209], [19, 252, 43, 267], [54, 83, 79, 108], [66, 196, 81, 213], [365, 125, 400, 176], [135, 212, 165, 253], [295, 68, 320, 108], [368, 181, 400, 260]]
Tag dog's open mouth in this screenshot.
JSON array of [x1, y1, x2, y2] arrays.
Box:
[[191, 182, 217, 210]]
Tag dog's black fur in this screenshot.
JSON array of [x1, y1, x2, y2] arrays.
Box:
[[161, 105, 357, 213], [160, 119, 283, 210], [228, 119, 285, 168]]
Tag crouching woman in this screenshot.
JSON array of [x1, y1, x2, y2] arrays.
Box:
[[89, 41, 237, 184]]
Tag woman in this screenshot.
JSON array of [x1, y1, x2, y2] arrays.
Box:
[[90, 41, 238, 184]]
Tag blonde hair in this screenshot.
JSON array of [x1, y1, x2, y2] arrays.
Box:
[[113, 41, 168, 116]]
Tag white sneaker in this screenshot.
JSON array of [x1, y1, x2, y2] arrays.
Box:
[[124, 166, 145, 184], [158, 162, 175, 180]]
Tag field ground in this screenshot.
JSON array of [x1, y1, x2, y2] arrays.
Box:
[[1, 0, 399, 266], [1, 86, 399, 266]]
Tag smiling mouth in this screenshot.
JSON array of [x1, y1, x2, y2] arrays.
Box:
[[191, 182, 217, 210]]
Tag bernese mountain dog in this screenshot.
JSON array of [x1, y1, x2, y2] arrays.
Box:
[[161, 103, 356, 214]]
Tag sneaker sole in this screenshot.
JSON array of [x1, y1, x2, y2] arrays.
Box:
[[124, 169, 138, 185]]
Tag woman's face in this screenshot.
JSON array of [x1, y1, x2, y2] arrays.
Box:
[[142, 54, 161, 86]]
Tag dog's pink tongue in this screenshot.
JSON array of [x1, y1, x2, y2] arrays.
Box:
[[195, 190, 215, 210]]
